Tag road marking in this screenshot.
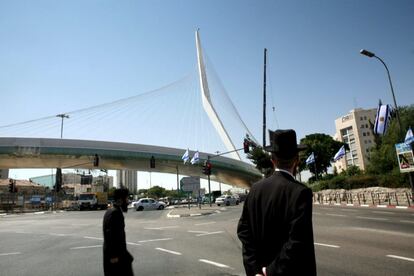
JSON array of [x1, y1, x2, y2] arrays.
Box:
[[127, 242, 142, 246], [138, 238, 173, 243], [195, 222, 216, 226], [349, 227, 414, 238], [50, 233, 67, 236], [155, 248, 182, 255], [372, 211, 395, 215], [361, 204, 370, 207], [70, 245, 102, 250], [199, 259, 233, 269], [400, 220, 414, 224], [356, 216, 388, 221], [188, 230, 209, 234], [314, 242, 340, 248], [396, 206, 408, 209], [0, 252, 21, 256], [386, 255, 414, 262], [340, 209, 358, 212], [196, 231, 224, 237], [144, 226, 179, 230], [83, 236, 103, 240], [313, 212, 322, 215], [377, 205, 387, 208], [325, 213, 347, 217]]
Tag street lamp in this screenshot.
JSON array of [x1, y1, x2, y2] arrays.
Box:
[[359, 49, 402, 130], [56, 114, 69, 139]]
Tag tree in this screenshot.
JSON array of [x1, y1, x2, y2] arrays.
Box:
[[299, 133, 344, 178], [247, 147, 273, 177], [147, 186, 166, 199], [367, 105, 414, 175]]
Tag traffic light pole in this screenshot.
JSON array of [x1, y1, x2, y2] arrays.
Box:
[[207, 156, 212, 207]]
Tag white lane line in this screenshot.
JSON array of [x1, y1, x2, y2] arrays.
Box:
[[0, 252, 21, 256], [400, 220, 414, 224], [127, 242, 142, 246], [340, 209, 358, 212], [314, 242, 340, 248], [386, 255, 414, 262], [313, 212, 322, 215], [195, 222, 216, 226], [50, 233, 68, 236], [138, 238, 173, 243], [196, 231, 224, 237], [144, 226, 179, 230], [325, 213, 347, 217], [70, 245, 102, 250], [372, 211, 395, 215], [199, 259, 233, 269], [349, 227, 414, 238], [155, 248, 182, 255], [188, 230, 209, 234], [356, 216, 389, 221], [83, 236, 103, 240]]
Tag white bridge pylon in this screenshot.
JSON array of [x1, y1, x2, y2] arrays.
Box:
[[196, 30, 241, 160]]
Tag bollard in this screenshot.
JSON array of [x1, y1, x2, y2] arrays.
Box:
[[395, 192, 399, 206], [362, 193, 366, 204], [387, 192, 391, 205], [405, 192, 411, 207], [350, 193, 353, 204], [357, 193, 361, 205], [370, 192, 375, 205]]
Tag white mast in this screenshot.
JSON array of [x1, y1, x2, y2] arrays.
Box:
[[195, 30, 241, 160]]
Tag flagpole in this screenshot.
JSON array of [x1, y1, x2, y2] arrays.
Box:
[[314, 158, 318, 181]]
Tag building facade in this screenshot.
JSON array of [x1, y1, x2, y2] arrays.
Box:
[[116, 170, 137, 194], [334, 108, 377, 173]]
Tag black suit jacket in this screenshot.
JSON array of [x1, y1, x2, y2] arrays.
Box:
[[237, 171, 316, 276], [103, 207, 133, 276]]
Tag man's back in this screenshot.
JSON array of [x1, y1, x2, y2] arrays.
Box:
[[238, 171, 316, 275]]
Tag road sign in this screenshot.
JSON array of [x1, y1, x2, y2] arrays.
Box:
[[180, 176, 200, 193], [395, 143, 414, 173]]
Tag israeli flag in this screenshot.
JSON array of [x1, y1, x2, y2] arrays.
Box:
[[190, 151, 200, 165], [374, 103, 392, 135], [306, 152, 315, 165], [405, 127, 414, 145], [333, 145, 346, 162], [182, 149, 190, 164]]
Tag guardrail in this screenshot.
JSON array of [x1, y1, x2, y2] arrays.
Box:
[[313, 191, 412, 207]]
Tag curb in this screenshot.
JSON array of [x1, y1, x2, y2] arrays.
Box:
[[314, 202, 414, 210], [166, 209, 220, 218]]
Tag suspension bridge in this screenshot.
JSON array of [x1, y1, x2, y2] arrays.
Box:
[[0, 31, 262, 187]]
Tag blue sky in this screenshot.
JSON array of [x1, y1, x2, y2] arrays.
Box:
[[1, 0, 413, 187]]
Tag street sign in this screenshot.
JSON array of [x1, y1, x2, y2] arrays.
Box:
[[180, 176, 200, 193], [395, 143, 414, 173]]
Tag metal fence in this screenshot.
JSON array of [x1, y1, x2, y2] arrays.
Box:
[[0, 193, 77, 213], [313, 191, 412, 206]]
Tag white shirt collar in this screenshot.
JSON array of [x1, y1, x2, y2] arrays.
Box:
[[275, 168, 295, 179]]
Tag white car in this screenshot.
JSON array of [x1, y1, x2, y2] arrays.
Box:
[[134, 198, 166, 211], [215, 195, 239, 206]]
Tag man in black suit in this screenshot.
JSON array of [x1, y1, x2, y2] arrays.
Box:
[[103, 188, 134, 276], [238, 129, 316, 276]]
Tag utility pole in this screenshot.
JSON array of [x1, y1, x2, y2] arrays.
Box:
[[56, 114, 69, 139], [263, 48, 267, 147]]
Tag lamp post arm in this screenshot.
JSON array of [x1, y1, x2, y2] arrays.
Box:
[[373, 55, 402, 131]]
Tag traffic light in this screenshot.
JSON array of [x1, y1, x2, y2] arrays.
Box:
[[8, 179, 14, 193], [150, 156, 155, 168], [202, 160, 212, 175], [243, 139, 250, 153], [93, 154, 99, 167]]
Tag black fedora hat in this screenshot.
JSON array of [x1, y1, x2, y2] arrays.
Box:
[[264, 129, 306, 159]]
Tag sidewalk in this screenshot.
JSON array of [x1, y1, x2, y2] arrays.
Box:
[[166, 204, 225, 218]]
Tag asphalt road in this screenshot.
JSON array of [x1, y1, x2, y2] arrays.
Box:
[[0, 204, 413, 276]]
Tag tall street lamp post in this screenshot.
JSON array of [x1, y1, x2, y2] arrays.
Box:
[[56, 114, 70, 139], [360, 49, 413, 202], [359, 49, 402, 130]]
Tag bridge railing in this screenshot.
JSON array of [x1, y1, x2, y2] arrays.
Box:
[[313, 191, 412, 207]]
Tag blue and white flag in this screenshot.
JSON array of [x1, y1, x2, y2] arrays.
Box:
[[306, 152, 315, 165], [333, 145, 346, 162], [374, 102, 392, 135], [190, 151, 200, 165], [182, 149, 190, 164], [405, 127, 414, 145]]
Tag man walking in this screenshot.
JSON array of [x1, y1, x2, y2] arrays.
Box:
[[238, 129, 316, 276], [103, 188, 134, 276]]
